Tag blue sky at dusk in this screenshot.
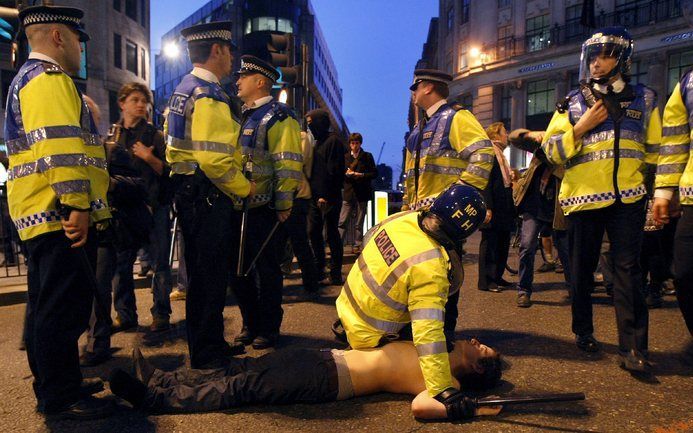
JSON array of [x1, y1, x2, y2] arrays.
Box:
[[151, 0, 438, 175]]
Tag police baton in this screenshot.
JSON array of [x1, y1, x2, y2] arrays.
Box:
[[475, 392, 585, 407], [236, 155, 253, 276], [168, 215, 178, 268], [241, 220, 280, 277]]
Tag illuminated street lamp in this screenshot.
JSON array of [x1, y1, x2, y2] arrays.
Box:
[[163, 41, 180, 59], [278, 88, 288, 104]]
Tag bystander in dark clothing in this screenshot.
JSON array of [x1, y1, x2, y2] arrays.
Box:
[[478, 123, 516, 293], [338, 133, 377, 252], [306, 109, 346, 284]]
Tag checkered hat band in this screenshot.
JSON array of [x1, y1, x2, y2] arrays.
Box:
[[186, 30, 232, 42], [242, 61, 278, 80], [23, 13, 80, 26]]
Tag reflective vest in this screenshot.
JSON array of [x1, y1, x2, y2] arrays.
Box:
[[655, 70, 693, 205], [404, 104, 493, 210], [165, 73, 250, 199], [542, 84, 661, 215], [3, 59, 110, 241], [237, 101, 303, 210], [336, 211, 455, 396]]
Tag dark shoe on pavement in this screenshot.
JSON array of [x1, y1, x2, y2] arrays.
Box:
[[80, 378, 105, 396], [537, 262, 555, 273], [329, 274, 344, 286], [109, 368, 147, 409], [645, 293, 663, 309], [149, 316, 170, 332], [619, 350, 652, 373], [169, 289, 186, 301], [554, 261, 564, 274], [132, 348, 155, 385], [137, 264, 152, 277], [497, 278, 513, 288], [234, 327, 255, 346], [45, 396, 114, 420], [111, 317, 137, 334], [576, 334, 600, 353], [517, 292, 531, 308], [222, 341, 246, 357], [252, 334, 277, 350], [80, 351, 111, 367], [479, 283, 502, 293]]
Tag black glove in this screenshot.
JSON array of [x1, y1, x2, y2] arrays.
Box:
[[434, 388, 477, 421]]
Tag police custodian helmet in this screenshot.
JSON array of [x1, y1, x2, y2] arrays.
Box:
[[429, 183, 486, 241]]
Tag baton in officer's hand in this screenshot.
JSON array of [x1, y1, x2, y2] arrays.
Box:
[[236, 156, 253, 276]]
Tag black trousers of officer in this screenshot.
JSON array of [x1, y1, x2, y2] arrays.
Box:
[[567, 199, 648, 355], [24, 228, 97, 413], [176, 177, 235, 369], [478, 228, 511, 290], [673, 206, 693, 336], [229, 205, 284, 339]]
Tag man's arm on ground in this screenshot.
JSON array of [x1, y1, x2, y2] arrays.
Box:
[[411, 391, 502, 420]]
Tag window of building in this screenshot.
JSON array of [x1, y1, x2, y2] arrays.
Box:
[[141, 48, 147, 80], [244, 17, 293, 34], [125, 0, 137, 21], [140, 0, 147, 27], [460, 0, 470, 24], [496, 25, 513, 60], [108, 90, 120, 124], [565, 3, 585, 41], [113, 33, 122, 69], [498, 0, 511, 7], [113, 0, 121, 12], [277, 18, 293, 33], [527, 79, 555, 116], [447, 7, 454, 31], [526, 14, 550, 52], [668, 50, 693, 94], [630, 60, 647, 85], [500, 85, 511, 128], [126, 40, 138, 75]]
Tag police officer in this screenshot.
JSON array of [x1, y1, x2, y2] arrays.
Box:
[[541, 27, 661, 373], [231, 55, 303, 349], [404, 68, 494, 343], [165, 22, 254, 369], [336, 183, 486, 408], [5, 6, 112, 418], [652, 5, 693, 355]]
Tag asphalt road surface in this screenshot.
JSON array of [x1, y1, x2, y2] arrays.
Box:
[[0, 231, 691, 433]]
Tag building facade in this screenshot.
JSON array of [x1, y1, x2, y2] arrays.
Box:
[[154, 0, 346, 133], [421, 0, 689, 167], [0, 0, 151, 139]]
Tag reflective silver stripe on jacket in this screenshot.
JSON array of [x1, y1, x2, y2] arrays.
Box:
[[209, 167, 239, 185], [410, 308, 445, 321], [659, 144, 690, 155], [14, 209, 61, 230], [428, 108, 455, 150], [421, 164, 462, 176], [8, 155, 107, 181], [466, 163, 491, 179], [459, 139, 492, 160], [662, 124, 690, 137], [547, 134, 567, 161], [254, 110, 276, 150], [51, 179, 90, 196], [415, 341, 447, 356], [582, 129, 644, 146], [560, 185, 646, 208], [275, 169, 303, 180], [167, 136, 235, 155], [657, 163, 687, 175], [469, 153, 494, 164], [565, 149, 644, 169], [7, 126, 101, 154], [645, 144, 660, 154], [271, 152, 303, 162], [170, 161, 199, 174], [274, 191, 294, 201], [342, 280, 406, 334], [357, 255, 408, 312]]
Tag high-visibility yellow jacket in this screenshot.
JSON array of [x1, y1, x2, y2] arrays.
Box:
[[336, 211, 455, 397], [237, 100, 303, 211], [4, 59, 110, 241], [165, 70, 250, 199], [542, 84, 661, 215], [655, 70, 693, 205], [404, 104, 493, 210]]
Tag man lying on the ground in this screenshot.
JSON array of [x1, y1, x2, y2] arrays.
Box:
[[109, 338, 502, 422]]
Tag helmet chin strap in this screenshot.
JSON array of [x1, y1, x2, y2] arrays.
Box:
[[588, 66, 620, 86]]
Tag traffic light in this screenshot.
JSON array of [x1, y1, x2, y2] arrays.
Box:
[[267, 32, 301, 86]]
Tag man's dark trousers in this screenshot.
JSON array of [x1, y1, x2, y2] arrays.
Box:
[[567, 199, 648, 355], [181, 183, 235, 369], [308, 198, 343, 280], [25, 228, 97, 413], [229, 205, 284, 339], [673, 206, 693, 336]]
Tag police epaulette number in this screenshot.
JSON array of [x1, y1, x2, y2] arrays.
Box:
[[42, 62, 62, 74]]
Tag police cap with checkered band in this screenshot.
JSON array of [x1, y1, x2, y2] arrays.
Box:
[[235, 55, 280, 83], [19, 5, 89, 42], [180, 21, 236, 49]]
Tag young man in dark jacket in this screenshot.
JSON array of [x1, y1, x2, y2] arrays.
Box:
[[306, 109, 346, 285], [338, 132, 377, 253]]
